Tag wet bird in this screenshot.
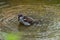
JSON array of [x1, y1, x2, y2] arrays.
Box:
[[18, 14, 34, 26]]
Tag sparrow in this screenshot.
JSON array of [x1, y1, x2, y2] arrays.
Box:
[[18, 14, 34, 26]]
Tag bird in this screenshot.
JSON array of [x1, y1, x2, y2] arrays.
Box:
[[18, 14, 34, 26]]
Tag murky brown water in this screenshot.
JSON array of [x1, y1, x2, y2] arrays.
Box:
[[0, 0, 60, 40]]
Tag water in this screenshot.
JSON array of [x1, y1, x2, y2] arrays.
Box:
[[0, 0, 60, 40]]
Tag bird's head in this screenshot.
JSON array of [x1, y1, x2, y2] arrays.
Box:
[[18, 14, 23, 17]]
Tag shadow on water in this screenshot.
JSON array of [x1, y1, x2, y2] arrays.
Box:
[[18, 23, 31, 32]]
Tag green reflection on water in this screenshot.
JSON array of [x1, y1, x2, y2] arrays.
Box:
[[4, 32, 22, 40]]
